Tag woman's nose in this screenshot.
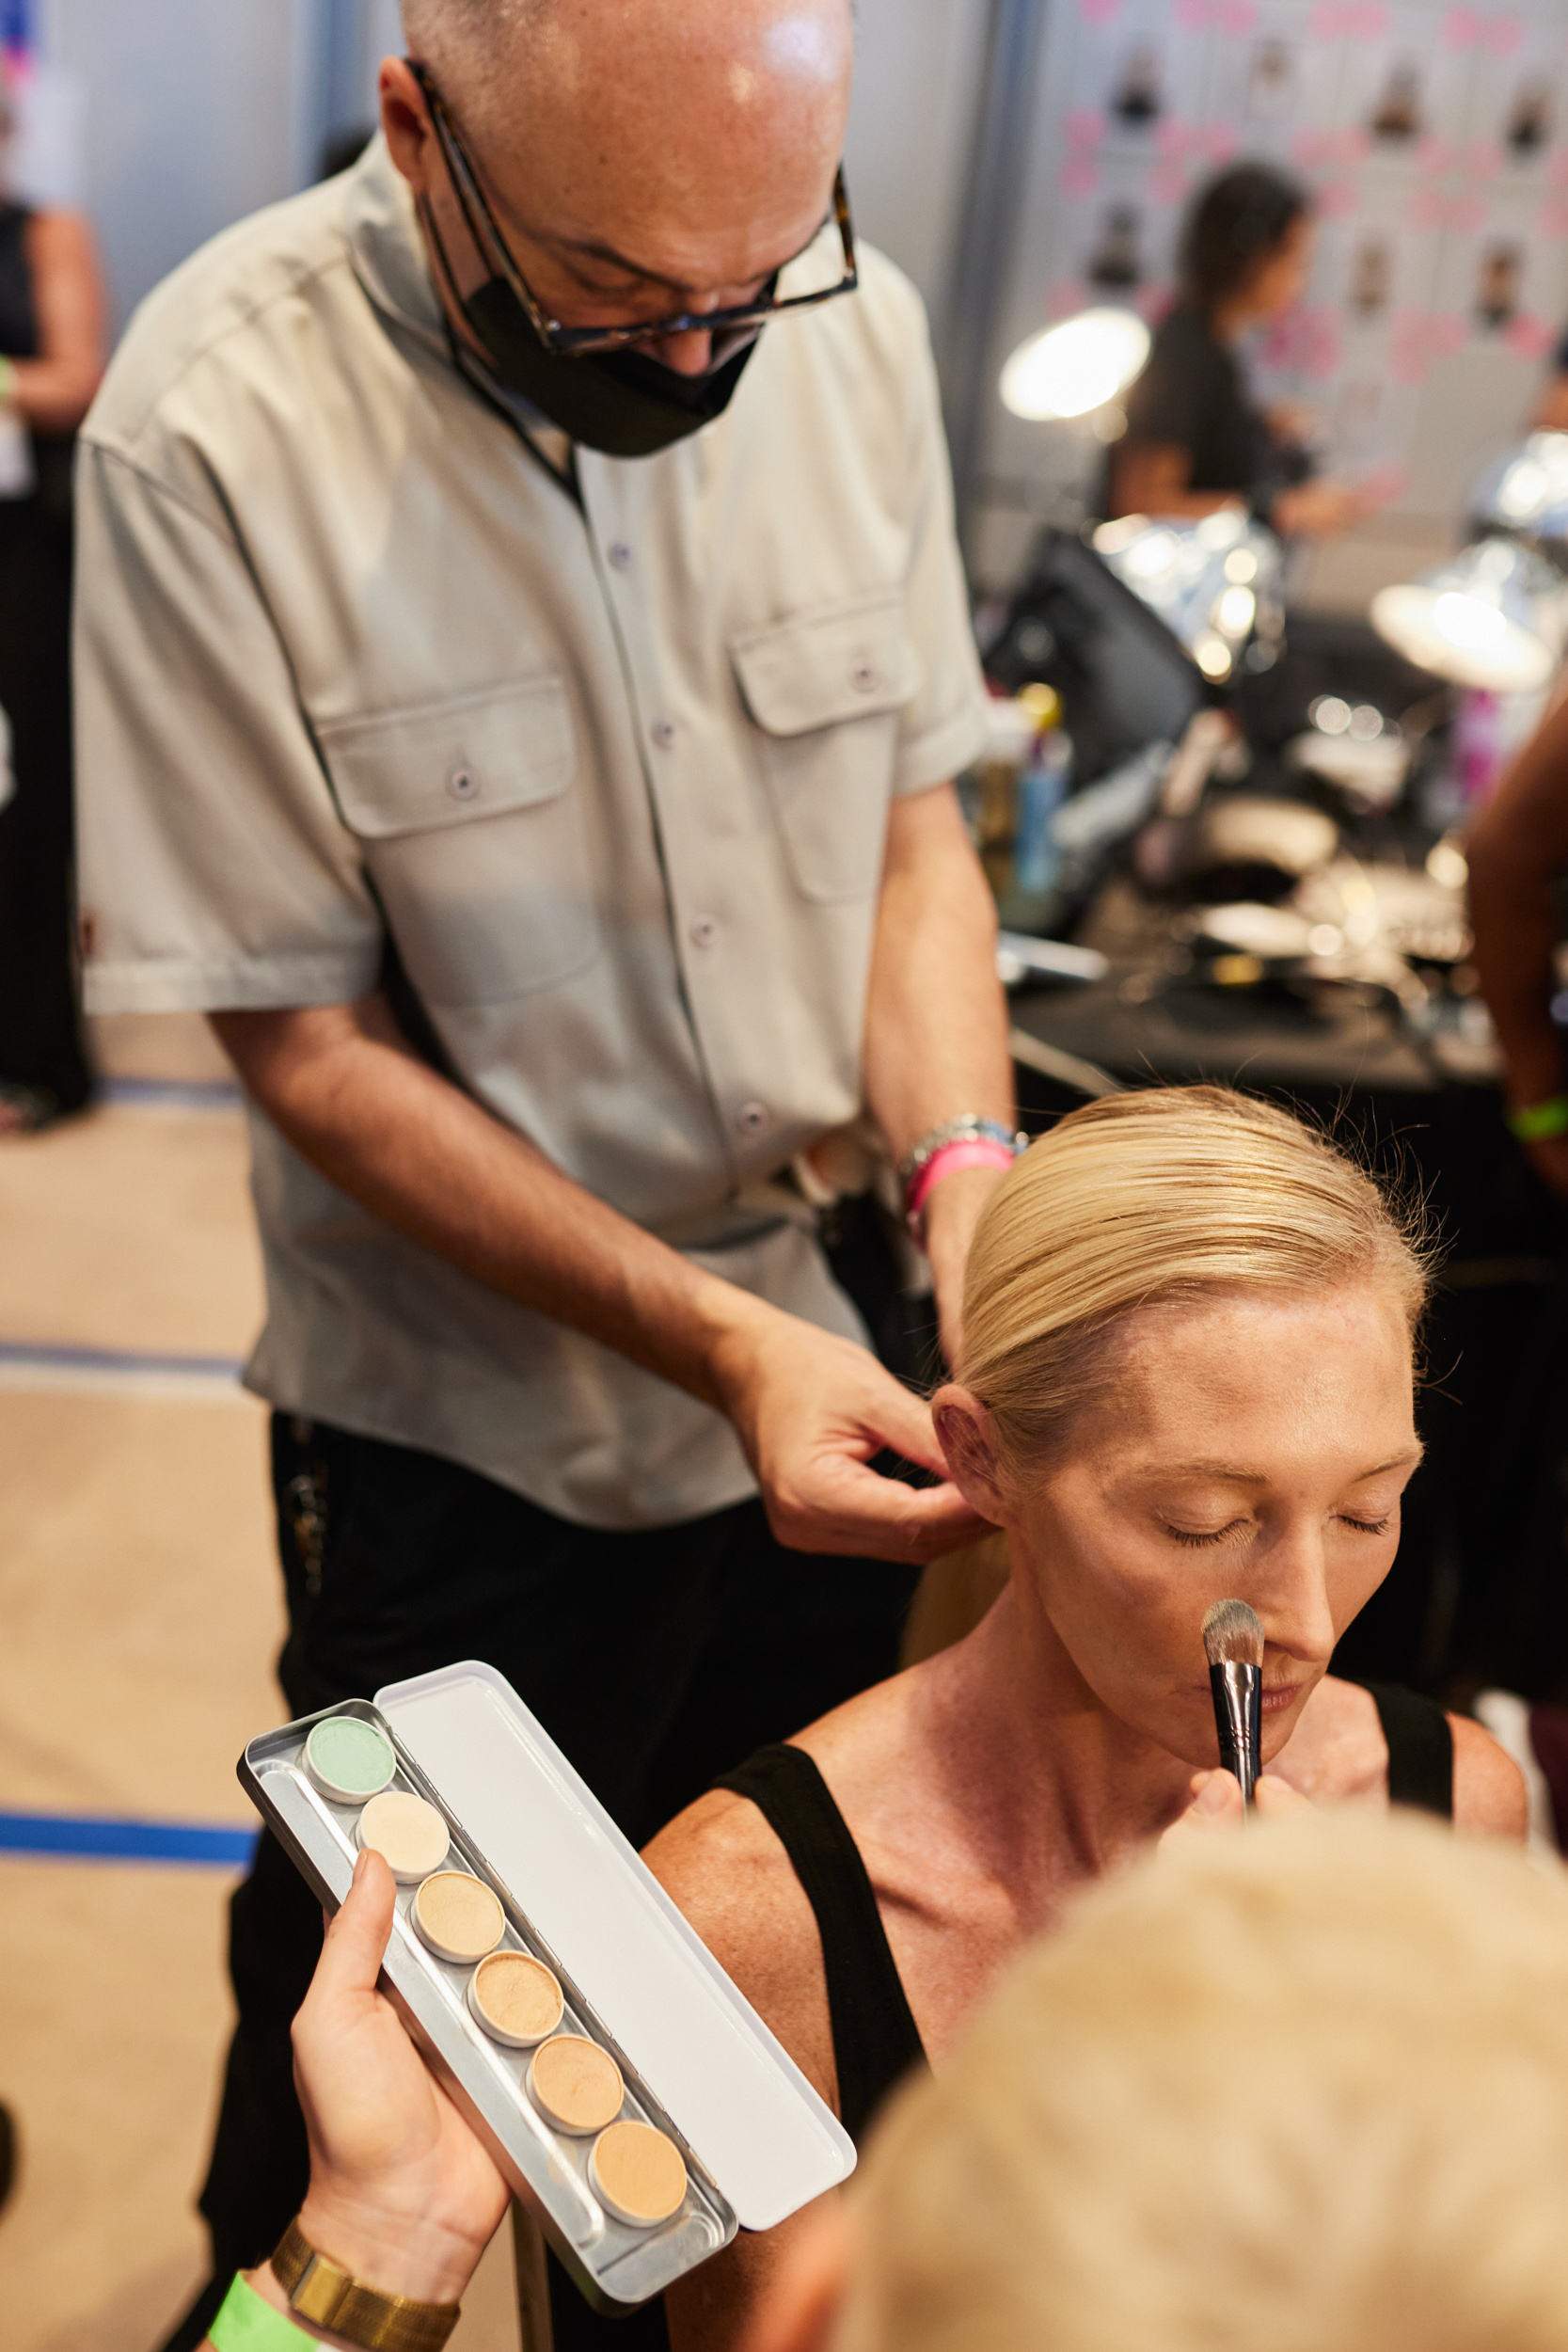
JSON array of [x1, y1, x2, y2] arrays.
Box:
[[1257, 1530, 1338, 1663]]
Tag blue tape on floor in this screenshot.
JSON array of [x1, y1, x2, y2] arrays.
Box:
[[0, 1810, 259, 1867], [0, 1339, 245, 1382], [100, 1075, 243, 1110]]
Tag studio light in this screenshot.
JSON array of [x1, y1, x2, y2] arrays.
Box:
[[1370, 535, 1560, 692], [999, 308, 1151, 422], [1091, 506, 1283, 681], [1470, 430, 1568, 550]]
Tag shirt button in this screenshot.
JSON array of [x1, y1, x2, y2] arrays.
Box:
[[849, 658, 880, 693], [608, 540, 632, 570], [736, 1100, 770, 1137], [447, 765, 480, 803], [651, 717, 675, 749], [689, 914, 718, 948]]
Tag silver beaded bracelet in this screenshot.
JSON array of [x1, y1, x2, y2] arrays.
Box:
[[896, 1114, 1029, 1189]]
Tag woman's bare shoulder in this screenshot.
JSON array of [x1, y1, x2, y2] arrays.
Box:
[[1277, 1675, 1526, 1836], [1450, 1713, 1528, 1838], [642, 1782, 837, 2110]]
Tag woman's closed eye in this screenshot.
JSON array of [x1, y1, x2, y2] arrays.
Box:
[[1164, 1520, 1244, 1548]]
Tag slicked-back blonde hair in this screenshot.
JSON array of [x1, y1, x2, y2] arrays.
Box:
[[833, 1812, 1568, 2352], [958, 1085, 1432, 1469]]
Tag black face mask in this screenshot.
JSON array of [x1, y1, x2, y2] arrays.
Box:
[[458, 274, 761, 459]]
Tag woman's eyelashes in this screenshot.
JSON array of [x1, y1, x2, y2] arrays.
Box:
[[1162, 1509, 1394, 1548]]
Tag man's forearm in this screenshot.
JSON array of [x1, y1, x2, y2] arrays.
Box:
[[211, 994, 770, 1409], [861, 781, 1014, 1157]]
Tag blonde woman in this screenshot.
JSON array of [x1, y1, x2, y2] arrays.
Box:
[[646, 1086, 1525, 2350]]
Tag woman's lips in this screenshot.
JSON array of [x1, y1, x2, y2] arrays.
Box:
[[1259, 1684, 1301, 1715]]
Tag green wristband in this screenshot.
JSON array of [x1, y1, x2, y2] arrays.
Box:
[[209, 2272, 320, 2352], [1507, 1096, 1568, 1143]]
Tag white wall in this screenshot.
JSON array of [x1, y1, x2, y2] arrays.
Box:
[[38, 0, 320, 329]]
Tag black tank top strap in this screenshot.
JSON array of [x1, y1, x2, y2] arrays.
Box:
[[1359, 1681, 1454, 1819], [713, 1743, 928, 2144], [0, 202, 37, 359]]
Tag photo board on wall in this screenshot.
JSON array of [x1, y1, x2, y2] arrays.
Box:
[[974, 0, 1568, 569]]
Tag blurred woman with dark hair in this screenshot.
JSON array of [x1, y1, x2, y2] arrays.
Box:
[[0, 78, 107, 1134], [1107, 163, 1367, 539]]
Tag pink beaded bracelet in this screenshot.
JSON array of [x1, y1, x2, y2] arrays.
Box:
[[904, 1136, 1019, 1244]]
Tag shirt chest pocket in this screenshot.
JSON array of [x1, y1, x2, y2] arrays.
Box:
[[318, 675, 598, 1009], [731, 593, 920, 905]]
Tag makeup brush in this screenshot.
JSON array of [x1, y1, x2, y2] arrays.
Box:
[[1201, 1597, 1264, 1807]]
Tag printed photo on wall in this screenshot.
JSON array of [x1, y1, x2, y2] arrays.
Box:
[[1349, 237, 1392, 322], [1505, 75, 1553, 159], [1247, 37, 1297, 126], [1474, 240, 1523, 332], [1109, 44, 1163, 128], [1086, 202, 1143, 289], [1370, 60, 1423, 143]]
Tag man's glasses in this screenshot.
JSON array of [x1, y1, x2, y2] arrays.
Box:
[[408, 59, 859, 358]]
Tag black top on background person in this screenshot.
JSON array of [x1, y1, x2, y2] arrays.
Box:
[[1109, 164, 1366, 541]]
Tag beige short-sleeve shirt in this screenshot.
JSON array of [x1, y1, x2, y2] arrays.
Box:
[[74, 139, 988, 1528]]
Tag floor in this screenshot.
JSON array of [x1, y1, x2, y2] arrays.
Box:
[[0, 1014, 519, 2352]]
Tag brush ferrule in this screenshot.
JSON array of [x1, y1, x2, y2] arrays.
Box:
[[1209, 1660, 1262, 1807]]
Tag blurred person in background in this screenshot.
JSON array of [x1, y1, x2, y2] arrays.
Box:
[[1107, 163, 1369, 541], [203, 1810, 1568, 2352], [0, 77, 106, 1133], [1466, 693, 1568, 1194]]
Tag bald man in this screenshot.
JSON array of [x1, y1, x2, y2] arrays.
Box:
[[75, 8, 1009, 2342]]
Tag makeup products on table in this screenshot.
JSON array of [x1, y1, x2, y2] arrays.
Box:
[[1202, 1597, 1264, 1807], [240, 1664, 852, 2314]]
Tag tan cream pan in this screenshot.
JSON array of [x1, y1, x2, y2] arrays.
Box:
[[592, 2121, 689, 2229], [530, 2035, 625, 2136]]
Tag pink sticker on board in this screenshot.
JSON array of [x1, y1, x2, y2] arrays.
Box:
[[1061, 155, 1098, 196], [1461, 139, 1503, 181], [1316, 178, 1359, 218], [1080, 0, 1119, 24], [1307, 0, 1387, 34], [1540, 198, 1568, 241], [1504, 314, 1557, 360]]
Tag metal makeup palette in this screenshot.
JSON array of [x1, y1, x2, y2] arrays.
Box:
[[240, 1661, 854, 2313]]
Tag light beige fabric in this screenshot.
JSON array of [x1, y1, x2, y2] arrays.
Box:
[[74, 139, 988, 1527]]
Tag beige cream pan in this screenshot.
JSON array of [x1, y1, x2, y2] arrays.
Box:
[[413, 1872, 505, 1964], [591, 2121, 689, 2229]]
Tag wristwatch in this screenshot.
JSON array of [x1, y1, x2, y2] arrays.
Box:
[[271, 2218, 461, 2352]]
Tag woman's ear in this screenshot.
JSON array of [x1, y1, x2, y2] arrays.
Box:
[[739, 2198, 852, 2352], [930, 1386, 1009, 1525]]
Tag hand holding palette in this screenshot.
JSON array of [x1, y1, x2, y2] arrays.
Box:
[[240, 1663, 852, 2314]]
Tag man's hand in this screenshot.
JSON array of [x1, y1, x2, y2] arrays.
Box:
[[288, 1850, 510, 2306], [709, 1294, 990, 1562], [1157, 1767, 1312, 1859]]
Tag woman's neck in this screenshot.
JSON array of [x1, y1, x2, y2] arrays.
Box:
[[912, 1581, 1197, 1901]]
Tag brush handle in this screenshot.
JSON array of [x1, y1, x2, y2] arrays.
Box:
[[1210, 1661, 1262, 1807]]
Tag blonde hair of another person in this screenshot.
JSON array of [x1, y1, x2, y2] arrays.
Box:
[[832, 1812, 1568, 2352], [958, 1085, 1433, 1473]]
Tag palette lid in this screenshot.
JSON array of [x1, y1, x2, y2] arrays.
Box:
[[375, 1661, 856, 2231]]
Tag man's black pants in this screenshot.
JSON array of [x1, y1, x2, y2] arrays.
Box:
[[168, 1414, 917, 2350]]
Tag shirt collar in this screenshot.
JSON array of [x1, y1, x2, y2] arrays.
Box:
[[342, 132, 451, 358]]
